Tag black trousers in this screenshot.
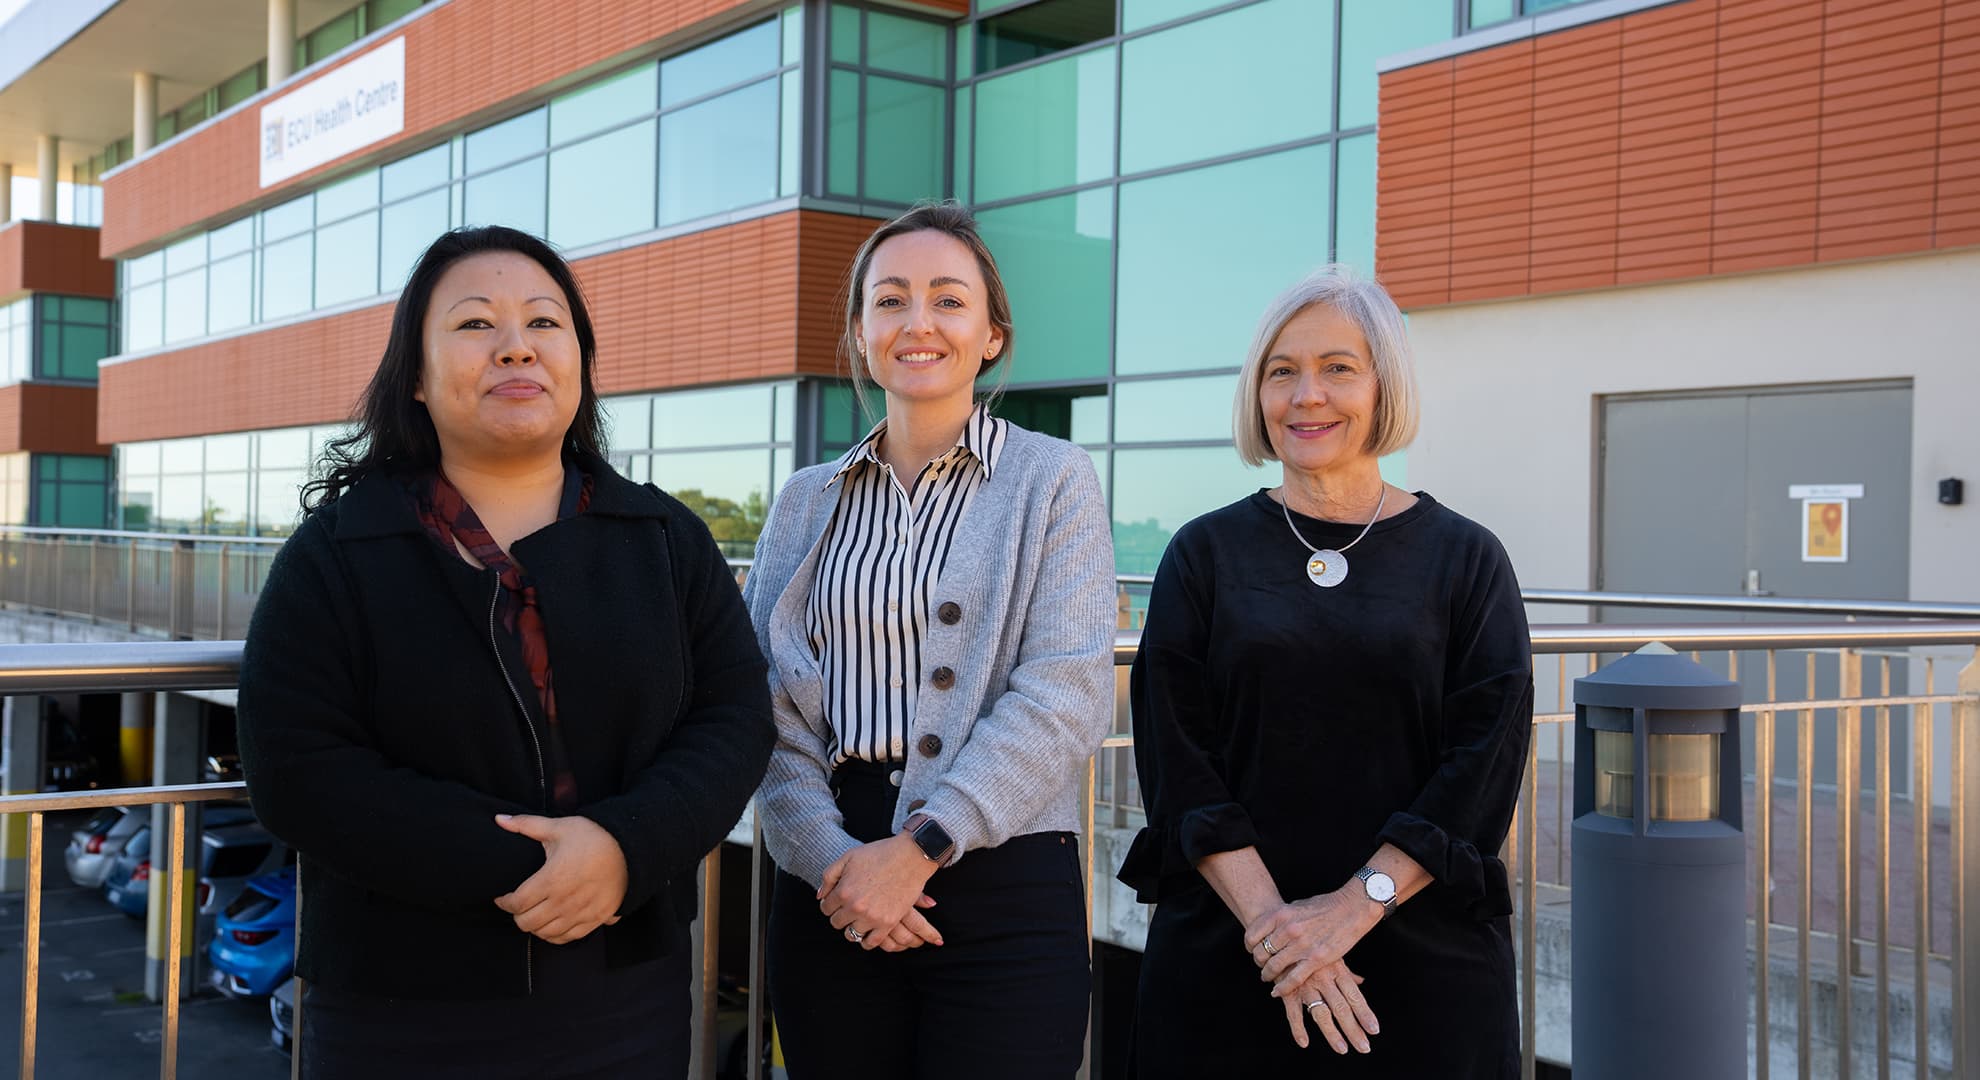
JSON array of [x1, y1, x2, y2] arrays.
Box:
[[767, 760, 1091, 1080]]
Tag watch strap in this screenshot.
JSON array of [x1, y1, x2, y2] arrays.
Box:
[[1356, 866, 1398, 917], [904, 813, 954, 864]]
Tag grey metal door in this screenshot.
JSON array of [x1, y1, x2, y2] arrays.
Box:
[[1598, 381, 1914, 787]]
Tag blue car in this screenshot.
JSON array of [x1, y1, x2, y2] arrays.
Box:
[[209, 866, 295, 998]]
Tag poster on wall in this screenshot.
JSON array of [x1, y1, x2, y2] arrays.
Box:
[[1790, 484, 1862, 564]]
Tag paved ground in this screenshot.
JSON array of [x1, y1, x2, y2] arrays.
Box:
[[0, 811, 286, 1079]]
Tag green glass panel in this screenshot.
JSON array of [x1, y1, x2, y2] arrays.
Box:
[[378, 189, 447, 293], [62, 297, 111, 322], [1111, 445, 1267, 574], [206, 254, 254, 333], [953, 89, 972, 204], [1115, 374, 1237, 443], [314, 211, 381, 306], [1527, 0, 1579, 11], [652, 384, 775, 448], [1120, 0, 1333, 175], [175, 94, 211, 130], [1335, 133, 1376, 276], [827, 69, 860, 196], [972, 49, 1114, 204], [550, 120, 656, 247], [867, 11, 945, 78], [58, 455, 109, 481], [1340, 0, 1453, 131], [315, 168, 380, 223], [209, 217, 255, 258], [217, 64, 263, 110], [818, 381, 866, 458], [260, 233, 315, 320], [464, 108, 547, 173], [304, 10, 362, 62], [551, 64, 658, 143], [780, 70, 802, 198], [261, 194, 314, 241], [659, 81, 777, 225], [977, 0, 1113, 74], [367, 0, 423, 27], [381, 143, 450, 200], [1122, 0, 1224, 32], [976, 189, 1113, 385], [155, 116, 176, 145], [662, 19, 779, 108], [782, 6, 804, 66], [1469, 0, 1516, 27], [956, 22, 974, 80], [163, 270, 208, 343], [830, 5, 861, 65], [461, 157, 547, 236], [862, 77, 944, 205], [56, 481, 108, 528], [1115, 144, 1330, 375]]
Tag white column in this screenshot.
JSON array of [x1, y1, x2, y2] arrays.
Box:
[[268, 0, 298, 85], [0, 696, 48, 892], [0, 163, 12, 223], [34, 135, 57, 221], [133, 71, 158, 155]]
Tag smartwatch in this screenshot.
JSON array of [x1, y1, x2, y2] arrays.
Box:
[[1356, 866, 1398, 918], [904, 813, 955, 864]]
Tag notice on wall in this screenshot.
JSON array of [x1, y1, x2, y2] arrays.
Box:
[[1802, 499, 1849, 562], [259, 36, 405, 188]]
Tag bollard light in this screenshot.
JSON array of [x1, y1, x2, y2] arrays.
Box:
[[1572, 643, 1744, 1080]]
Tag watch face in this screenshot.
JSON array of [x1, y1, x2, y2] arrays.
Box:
[[1365, 871, 1397, 903], [914, 819, 954, 861]]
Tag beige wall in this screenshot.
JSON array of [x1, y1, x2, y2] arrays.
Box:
[[1404, 247, 1980, 612]]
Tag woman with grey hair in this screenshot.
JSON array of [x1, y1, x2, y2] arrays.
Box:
[[1119, 265, 1532, 1077]]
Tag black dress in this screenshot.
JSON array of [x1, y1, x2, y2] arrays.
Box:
[[1118, 491, 1532, 1079]]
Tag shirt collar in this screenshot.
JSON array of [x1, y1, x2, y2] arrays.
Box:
[[826, 403, 1008, 486]]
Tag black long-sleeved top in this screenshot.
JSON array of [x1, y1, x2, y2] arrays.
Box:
[[1119, 490, 1532, 1078], [238, 454, 773, 1001]]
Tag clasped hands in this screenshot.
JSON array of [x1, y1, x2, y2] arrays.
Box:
[[492, 813, 627, 945], [818, 834, 944, 952], [1243, 888, 1384, 1055]]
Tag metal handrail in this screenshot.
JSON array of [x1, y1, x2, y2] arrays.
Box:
[[0, 526, 285, 546], [1523, 588, 1980, 620]]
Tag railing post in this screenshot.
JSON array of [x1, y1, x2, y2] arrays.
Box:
[[687, 851, 720, 1080], [168, 540, 194, 640], [216, 545, 229, 641], [87, 540, 99, 621], [127, 540, 138, 631], [1957, 647, 1979, 1078]]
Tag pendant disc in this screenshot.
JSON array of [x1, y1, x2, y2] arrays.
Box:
[[1306, 549, 1349, 588]]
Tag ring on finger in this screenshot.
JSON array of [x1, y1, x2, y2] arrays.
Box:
[[844, 927, 865, 943], [1306, 999, 1333, 1016], [1262, 938, 1277, 956]]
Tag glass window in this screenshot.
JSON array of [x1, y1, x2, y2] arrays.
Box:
[[783, 5, 804, 66], [381, 143, 450, 200], [661, 20, 779, 108], [953, 89, 972, 203], [122, 441, 163, 476], [465, 107, 547, 173], [827, 70, 860, 196], [217, 63, 263, 110], [1335, 133, 1376, 276], [157, 475, 201, 528], [1120, 0, 1333, 176], [65, 297, 111, 322], [550, 64, 658, 143], [367, 0, 423, 25], [780, 70, 802, 198], [773, 382, 796, 442], [1112, 446, 1265, 574], [659, 81, 778, 226], [1071, 392, 1107, 444], [164, 271, 208, 344], [973, 49, 1114, 204], [830, 4, 861, 65], [160, 439, 203, 474], [314, 211, 381, 306], [1122, 0, 1225, 33], [550, 121, 656, 249], [258, 427, 311, 469], [462, 158, 547, 236], [303, 9, 361, 62], [125, 283, 164, 352], [380, 190, 448, 293], [255, 470, 306, 534], [1469, 0, 1516, 28], [315, 168, 380, 222], [867, 11, 946, 78], [652, 384, 775, 449], [57, 326, 110, 380], [1115, 374, 1237, 443], [649, 447, 774, 554], [261, 233, 315, 320], [978, 0, 1114, 75], [602, 395, 654, 452], [209, 218, 255, 258], [862, 77, 945, 205], [126, 251, 165, 287], [207, 254, 255, 333], [1115, 144, 1331, 375], [164, 235, 207, 275], [261, 194, 314, 241], [204, 472, 249, 533], [976, 189, 1113, 385], [956, 21, 974, 80], [1340, 0, 1452, 131]]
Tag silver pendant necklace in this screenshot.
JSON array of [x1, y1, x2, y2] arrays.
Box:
[[1280, 484, 1387, 588]]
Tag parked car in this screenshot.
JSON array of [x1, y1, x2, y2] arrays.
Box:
[[270, 977, 296, 1054], [64, 807, 144, 889], [102, 820, 291, 948], [209, 866, 295, 997]]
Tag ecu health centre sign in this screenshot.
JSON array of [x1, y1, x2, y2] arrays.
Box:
[[259, 37, 405, 188]]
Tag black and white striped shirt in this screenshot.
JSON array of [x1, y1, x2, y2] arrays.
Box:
[[806, 404, 1009, 764]]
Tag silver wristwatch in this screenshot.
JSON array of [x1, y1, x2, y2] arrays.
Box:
[[1356, 866, 1398, 918]]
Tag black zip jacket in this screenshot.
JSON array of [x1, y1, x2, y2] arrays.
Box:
[[237, 455, 773, 1000]]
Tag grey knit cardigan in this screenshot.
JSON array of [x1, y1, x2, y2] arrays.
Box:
[[743, 422, 1117, 888]]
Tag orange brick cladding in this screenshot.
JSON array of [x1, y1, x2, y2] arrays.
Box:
[[0, 384, 106, 456], [97, 210, 881, 445], [0, 222, 117, 301], [100, 0, 963, 259], [1375, 0, 1980, 309]]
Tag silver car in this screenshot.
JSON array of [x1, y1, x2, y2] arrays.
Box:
[[63, 807, 144, 889]]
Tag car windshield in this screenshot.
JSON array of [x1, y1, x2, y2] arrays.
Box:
[[224, 884, 282, 922]]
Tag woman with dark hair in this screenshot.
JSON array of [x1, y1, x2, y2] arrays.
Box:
[[237, 225, 773, 1079], [743, 201, 1116, 1079]]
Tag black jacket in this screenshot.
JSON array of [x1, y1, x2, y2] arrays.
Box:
[[237, 456, 773, 1000]]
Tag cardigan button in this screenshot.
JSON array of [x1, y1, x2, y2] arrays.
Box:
[[887, 769, 904, 788], [937, 601, 962, 625], [918, 734, 943, 758], [931, 667, 956, 690]]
